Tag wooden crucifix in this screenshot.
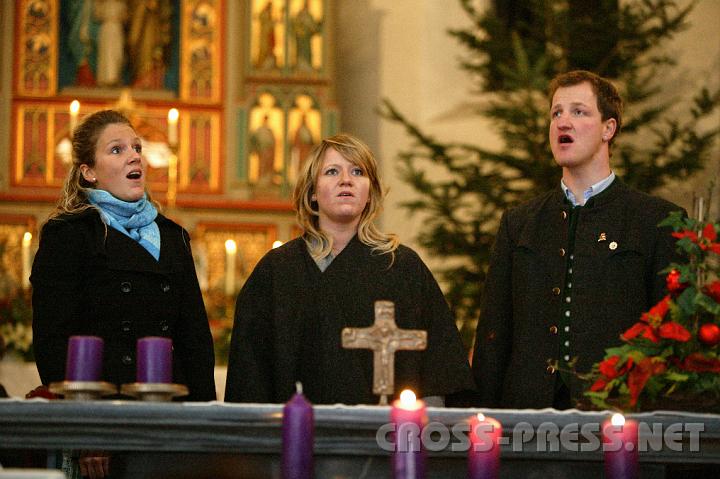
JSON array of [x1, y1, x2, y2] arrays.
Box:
[[341, 300, 427, 405]]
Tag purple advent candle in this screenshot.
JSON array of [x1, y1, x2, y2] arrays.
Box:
[[391, 390, 427, 479], [282, 382, 314, 479], [603, 414, 639, 479], [468, 413, 502, 479], [136, 337, 173, 383], [65, 336, 104, 381]]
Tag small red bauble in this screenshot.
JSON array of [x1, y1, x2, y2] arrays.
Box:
[[666, 269, 687, 295], [698, 323, 720, 347]]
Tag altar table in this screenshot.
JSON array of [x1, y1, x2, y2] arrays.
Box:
[[1, 399, 719, 478]]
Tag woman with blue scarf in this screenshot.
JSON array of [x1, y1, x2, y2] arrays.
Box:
[[31, 110, 216, 403]]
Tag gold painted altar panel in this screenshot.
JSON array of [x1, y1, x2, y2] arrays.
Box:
[[192, 221, 276, 356], [0, 215, 37, 295], [181, 0, 223, 103], [193, 222, 276, 298], [10, 0, 224, 202], [183, 111, 222, 192], [16, 0, 58, 97], [248, 0, 326, 75], [12, 102, 222, 197], [239, 88, 324, 193], [16, 0, 223, 102]]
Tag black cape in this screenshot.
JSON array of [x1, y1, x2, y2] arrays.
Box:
[[225, 236, 474, 405]]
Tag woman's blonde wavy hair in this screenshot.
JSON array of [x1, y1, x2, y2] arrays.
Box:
[[293, 133, 399, 260], [51, 109, 154, 218]]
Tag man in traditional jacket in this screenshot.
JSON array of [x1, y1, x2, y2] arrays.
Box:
[[472, 70, 684, 409]]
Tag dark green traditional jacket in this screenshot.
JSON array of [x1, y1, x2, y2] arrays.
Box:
[[472, 179, 684, 408]]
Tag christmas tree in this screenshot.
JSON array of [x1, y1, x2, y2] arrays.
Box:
[[380, 0, 720, 347]]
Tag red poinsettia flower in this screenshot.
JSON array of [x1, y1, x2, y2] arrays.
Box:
[[704, 281, 720, 303], [590, 355, 634, 392], [623, 321, 660, 342], [665, 269, 688, 296], [672, 224, 720, 254], [627, 357, 667, 407], [622, 295, 690, 344], [677, 353, 720, 373], [672, 230, 698, 242], [657, 322, 692, 342], [643, 295, 671, 323]]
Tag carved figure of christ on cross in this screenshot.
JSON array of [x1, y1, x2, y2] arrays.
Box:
[[341, 300, 428, 405]]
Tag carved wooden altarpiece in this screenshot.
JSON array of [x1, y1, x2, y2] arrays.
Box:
[[10, 0, 224, 205]]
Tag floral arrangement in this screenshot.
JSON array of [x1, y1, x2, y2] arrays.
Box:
[[585, 211, 720, 412], [0, 288, 34, 362]]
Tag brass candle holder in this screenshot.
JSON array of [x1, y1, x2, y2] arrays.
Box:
[[49, 380, 118, 401], [121, 382, 188, 402]]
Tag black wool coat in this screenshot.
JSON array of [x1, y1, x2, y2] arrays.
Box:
[[31, 208, 216, 401], [472, 180, 684, 408], [225, 236, 475, 405]]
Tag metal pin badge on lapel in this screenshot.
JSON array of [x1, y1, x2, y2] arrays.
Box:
[[609, 241, 618, 250], [598, 232, 607, 242]]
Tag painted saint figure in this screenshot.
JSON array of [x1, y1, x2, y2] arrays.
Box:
[[250, 115, 277, 186], [256, 1, 277, 69], [65, 0, 96, 86], [292, 0, 322, 70], [127, 0, 173, 88], [94, 0, 127, 86], [292, 113, 316, 176]]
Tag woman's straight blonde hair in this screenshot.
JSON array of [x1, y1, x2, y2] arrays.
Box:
[[292, 133, 399, 260]]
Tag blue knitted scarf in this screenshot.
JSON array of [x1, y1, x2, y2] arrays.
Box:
[[87, 189, 161, 261]]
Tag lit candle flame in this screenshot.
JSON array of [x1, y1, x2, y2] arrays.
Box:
[[272, 240, 284, 249], [225, 239, 237, 254], [167, 108, 179, 147], [611, 413, 625, 427], [23, 232, 32, 245], [69, 100, 80, 134], [399, 389, 416, 407]]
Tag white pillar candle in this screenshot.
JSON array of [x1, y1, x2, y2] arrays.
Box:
[[698, 197, 705, 224], [69, 100, 80, 134], [21, 232, 32, 290], [225, 239, 237, 296]]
